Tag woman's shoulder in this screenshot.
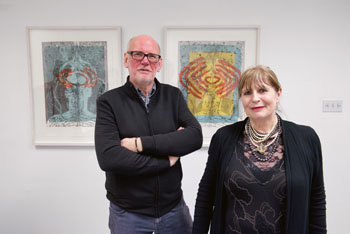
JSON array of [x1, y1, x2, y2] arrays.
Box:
[[217, 120, 246, 133], [211, 120, 246, 142], [282, 119, 319, 141], [282, 119, 314, 132], [208, 120, 246, 156]]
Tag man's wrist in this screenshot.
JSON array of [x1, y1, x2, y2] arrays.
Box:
[[135, 138, 140, 153], [135, 137, 143, 153], [137, 137, 143, 152]]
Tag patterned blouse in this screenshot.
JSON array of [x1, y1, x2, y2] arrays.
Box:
[[223, 129, 286, 234]]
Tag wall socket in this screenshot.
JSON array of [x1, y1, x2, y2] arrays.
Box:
[[323, 100, 343, 112]]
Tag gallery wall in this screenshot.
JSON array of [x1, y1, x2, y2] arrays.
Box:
[[0, 0, 349, 233]]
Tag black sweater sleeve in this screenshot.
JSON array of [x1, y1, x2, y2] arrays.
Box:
[[192, 130, 221, 234], [94, 96, 170, 176], [308, 127, 327, 233], [141, 89, 203, 156]]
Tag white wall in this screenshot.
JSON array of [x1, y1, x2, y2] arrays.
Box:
[[0, 0, 349, 233]]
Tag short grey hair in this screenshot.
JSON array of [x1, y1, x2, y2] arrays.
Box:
[[126, 35, 161, 54]]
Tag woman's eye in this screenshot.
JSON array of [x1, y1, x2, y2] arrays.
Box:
[[243, 91, 251, 96], [258, 89, 267, 93]]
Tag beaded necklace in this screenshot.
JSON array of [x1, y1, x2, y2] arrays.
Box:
[[245, 116, 281, 162]]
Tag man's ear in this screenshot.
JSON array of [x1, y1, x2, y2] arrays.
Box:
[[123, 52, 129, 68], [157, 58, 162, 72]]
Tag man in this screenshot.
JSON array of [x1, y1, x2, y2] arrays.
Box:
[[95, 35, 203, 234]]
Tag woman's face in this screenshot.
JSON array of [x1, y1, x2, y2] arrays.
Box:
[[241, 80, 281, 124]]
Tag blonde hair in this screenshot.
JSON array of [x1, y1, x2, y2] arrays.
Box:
[[238, 65, 281, 97]]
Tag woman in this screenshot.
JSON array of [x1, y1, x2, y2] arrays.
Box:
[[192, 65, 326, 234]]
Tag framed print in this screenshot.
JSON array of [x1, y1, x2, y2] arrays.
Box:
[[164, 26, 259, 146], [27, 26, 122, 146]]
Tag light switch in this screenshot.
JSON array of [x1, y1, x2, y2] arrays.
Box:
[[323, 100, 343, 112]]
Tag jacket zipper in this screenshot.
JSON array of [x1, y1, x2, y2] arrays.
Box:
[[133, 85, 160, 217], [143, 98, 160, 218]]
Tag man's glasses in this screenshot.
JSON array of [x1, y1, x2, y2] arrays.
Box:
[[127, 51, 161, 63]]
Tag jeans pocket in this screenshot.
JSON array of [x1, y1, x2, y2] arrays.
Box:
[[110, 202, 127, 215]]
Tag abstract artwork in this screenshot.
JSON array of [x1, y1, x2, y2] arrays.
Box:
[[178, 41, 242, 126], [27, 27, 121, 145], [164, 26, 259, 146], [42, 41, 107, 127]]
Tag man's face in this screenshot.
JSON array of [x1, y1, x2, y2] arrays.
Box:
[[124, 35, 162, 87]]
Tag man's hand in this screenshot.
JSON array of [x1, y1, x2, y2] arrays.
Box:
[[168, 156, 179, 167], [168, 126, 184, 167], [120, 137, 142, 152]]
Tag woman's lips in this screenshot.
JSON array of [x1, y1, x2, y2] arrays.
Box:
[[251, 106, 264, 111]]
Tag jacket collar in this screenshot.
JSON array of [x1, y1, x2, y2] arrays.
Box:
[[124, 76, 160, 98]]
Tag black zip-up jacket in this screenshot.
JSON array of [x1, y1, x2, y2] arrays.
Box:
[[95, 77, 203, 217]]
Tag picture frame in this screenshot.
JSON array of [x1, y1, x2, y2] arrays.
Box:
[[27, 26, 122, 146], [163, 26, 259, 146]]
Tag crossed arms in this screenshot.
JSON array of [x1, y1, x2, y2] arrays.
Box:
[[94, 89, 203, 176]]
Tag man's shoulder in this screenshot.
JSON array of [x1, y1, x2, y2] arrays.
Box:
[[156, 81, 181, 97], [157, 81, 179, 91], [98, 85, 126, 102]]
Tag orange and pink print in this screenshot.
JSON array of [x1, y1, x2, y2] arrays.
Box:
[[179, 41, 243, 124]]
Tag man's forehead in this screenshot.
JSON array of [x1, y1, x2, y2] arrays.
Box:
[[129, 36, 160, 53]]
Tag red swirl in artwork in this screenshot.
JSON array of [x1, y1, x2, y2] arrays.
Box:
[[179, 57, 240, 99], [57, 67, 98, 88]]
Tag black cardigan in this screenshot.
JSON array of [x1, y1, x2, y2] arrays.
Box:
[[95, 78, 202, 217], [193, 118, 326, 234]]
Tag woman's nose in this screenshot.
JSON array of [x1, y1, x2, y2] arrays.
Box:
[[252, 92, 260, 103]]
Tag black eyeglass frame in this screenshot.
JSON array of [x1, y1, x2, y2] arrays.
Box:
[[127, 51, 161, 63]]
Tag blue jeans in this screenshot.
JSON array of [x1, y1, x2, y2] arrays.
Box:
[[109, 197, 192, 234]]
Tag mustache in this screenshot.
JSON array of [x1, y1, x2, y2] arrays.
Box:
[[137, 67, 152, 71]]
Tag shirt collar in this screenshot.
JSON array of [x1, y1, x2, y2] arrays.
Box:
[[135, 82, 156, 98]]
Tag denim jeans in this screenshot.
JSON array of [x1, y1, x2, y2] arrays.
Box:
[[109, 197, 192, 234]]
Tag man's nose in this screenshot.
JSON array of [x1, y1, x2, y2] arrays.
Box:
[[141, 55, 150, 64]]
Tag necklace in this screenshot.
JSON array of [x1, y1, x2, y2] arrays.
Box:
[[245, 116, 280, 154], [247, 117, 278, 142], [251, 133, 279, 154], [245, 116, 281, 162], [248, 123, 275, 143]]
